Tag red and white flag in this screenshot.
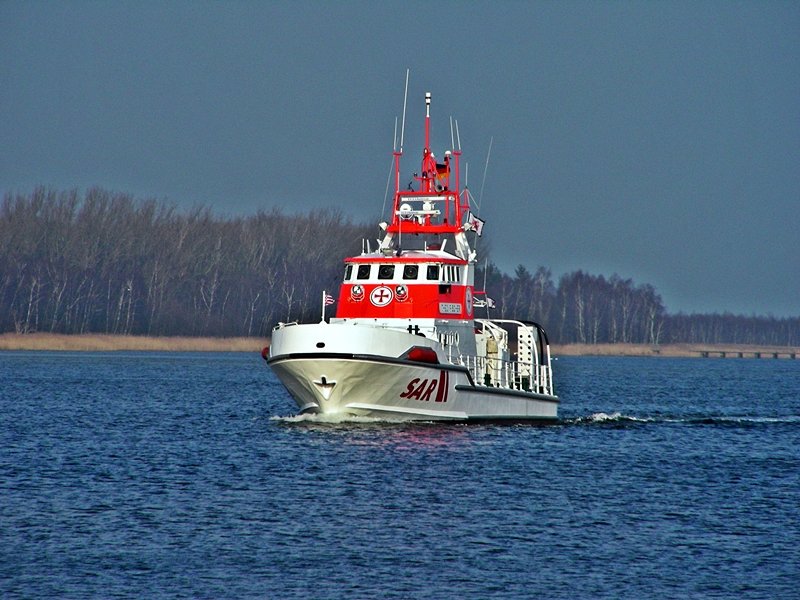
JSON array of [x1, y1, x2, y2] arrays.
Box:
[[466, 211, 485, 237], [324, 292, 335, 306]]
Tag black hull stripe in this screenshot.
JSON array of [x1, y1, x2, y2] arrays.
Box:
[[454, 384, 560, 404], [267, 352, 474, 383]]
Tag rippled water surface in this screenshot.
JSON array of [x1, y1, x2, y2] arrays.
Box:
[[2, 352, 798, 598]]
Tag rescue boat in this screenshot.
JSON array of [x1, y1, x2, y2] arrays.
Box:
[[266, 90, 558, 421]]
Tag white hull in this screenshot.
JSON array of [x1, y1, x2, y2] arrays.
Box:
[[267, 322, 558, 421]]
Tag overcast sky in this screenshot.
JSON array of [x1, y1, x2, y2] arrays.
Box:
[[2, 1, 798, 316]]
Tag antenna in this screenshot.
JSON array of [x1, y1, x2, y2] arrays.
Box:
[[455, 119, 462, 151], [478, 136, 493, 210], [483, 257, 491, 316], [424, 92, 431, 153], [467, 187, 478, 209], [381, 156, 393, 221], [399, 68, 409, 152], [450, 116, 455, 151], [393, 116, 398, 152]]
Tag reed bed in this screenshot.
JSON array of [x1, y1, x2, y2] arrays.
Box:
[[0, 333, 265, 352]]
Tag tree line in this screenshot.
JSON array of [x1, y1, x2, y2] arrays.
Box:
[[1, 188, 370, 337], [2, 188, 798, 345], [479, 264, 799, 346]]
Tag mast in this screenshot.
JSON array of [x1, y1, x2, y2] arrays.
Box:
[[379, 91, 475, 261], [394, 69, 410, 195]]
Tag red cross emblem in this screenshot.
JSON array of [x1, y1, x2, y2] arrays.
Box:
[[370, 286, 394, 307]]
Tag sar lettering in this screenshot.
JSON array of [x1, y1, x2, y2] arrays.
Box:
[[400, 378, 420, 398], [400, 377, 437, 401]]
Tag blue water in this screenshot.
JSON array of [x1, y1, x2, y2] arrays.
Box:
[[1, 352, 798, 599]]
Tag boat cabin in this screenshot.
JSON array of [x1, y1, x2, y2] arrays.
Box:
[[336, 251, 473, 320]]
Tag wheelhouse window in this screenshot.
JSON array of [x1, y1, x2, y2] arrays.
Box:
[[378, 265, 395, 280], [426, 265, 440, 281], [357, 265, 371, 279], [344, 264, 353, 281], [403, 265, 419, 280], [439, 265, 462, 283]]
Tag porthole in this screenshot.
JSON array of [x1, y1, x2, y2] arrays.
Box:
[[378, 264, 395, 280]]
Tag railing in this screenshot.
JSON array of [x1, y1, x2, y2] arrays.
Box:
[[459, 318, 555, 396], [455, 354, 554, 396]]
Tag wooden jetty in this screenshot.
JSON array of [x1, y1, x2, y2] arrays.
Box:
[[697, 348, 797, 359]]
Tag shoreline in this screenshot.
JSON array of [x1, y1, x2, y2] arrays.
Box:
[[1, 333, 797, 358], [550, 342, 798, 358], [0, 333, 265, 353]]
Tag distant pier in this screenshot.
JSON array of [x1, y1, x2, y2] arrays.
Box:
[[697, 349, 797, 359]]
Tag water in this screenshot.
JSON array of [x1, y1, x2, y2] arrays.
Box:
[[1, 352, 798, 599]]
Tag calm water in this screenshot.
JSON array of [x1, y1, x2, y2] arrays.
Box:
[[1, 352, 798, 599]]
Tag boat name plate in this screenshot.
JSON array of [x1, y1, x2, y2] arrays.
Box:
[[439, 302, 462, 315]]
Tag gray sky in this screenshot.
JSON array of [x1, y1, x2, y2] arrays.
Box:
[[2, 1, 798, 316]]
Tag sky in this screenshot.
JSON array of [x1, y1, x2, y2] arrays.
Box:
[[2, 1, 798, 317]]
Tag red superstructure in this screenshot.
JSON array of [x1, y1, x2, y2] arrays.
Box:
[[385, 91, 466, 237], [336, 92, 478, 321]]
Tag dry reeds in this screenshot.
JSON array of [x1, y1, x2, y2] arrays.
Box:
[[0, 333, 266, 352]]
